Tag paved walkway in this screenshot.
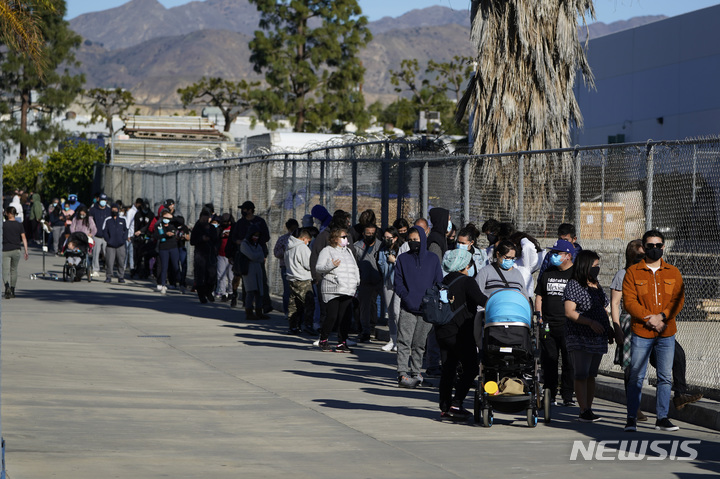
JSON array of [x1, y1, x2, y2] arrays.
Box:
[[2, 250, 719, 478]]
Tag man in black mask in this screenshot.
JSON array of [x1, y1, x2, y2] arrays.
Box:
[[353, 223, 383, 342], [101, 204, 128, 283]]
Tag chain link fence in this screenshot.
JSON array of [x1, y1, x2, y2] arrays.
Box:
[[95, 137, 720, 396]]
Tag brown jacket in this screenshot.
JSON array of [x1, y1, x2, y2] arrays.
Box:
[[622, 258, 684, 338]]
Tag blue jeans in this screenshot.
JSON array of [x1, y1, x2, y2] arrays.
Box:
[[158, 248, 179, 287], [627, 334, 675, 419]]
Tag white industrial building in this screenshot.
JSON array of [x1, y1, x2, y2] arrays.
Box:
[[573, 4, 720, 146]]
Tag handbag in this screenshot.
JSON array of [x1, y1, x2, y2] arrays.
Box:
[[498, 377, 525, 395]]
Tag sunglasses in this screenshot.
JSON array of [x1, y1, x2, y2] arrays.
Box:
[[340, 235, 348, 239], [645, 243, 664, 249]]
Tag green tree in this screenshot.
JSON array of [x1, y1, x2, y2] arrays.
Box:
[[3, 156, 43, 192], [42, 141, 103, 202], [249, 0, 372, 132], [427, 55, 474, 105], [0, 0, 56, 74], [0, 0, 84, 160], [83, 87, 135, 136], [177, 77, 259, 133]]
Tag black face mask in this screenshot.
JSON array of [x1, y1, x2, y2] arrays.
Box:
[[645, 248, 663, 261], [588, 266, 600, 282], [487, 233, 498, 245], [398, 232, 408, 240], [633, 253, 646, 265], [383, 238, 394, 248], [363, 235, 375, 246], [447, 239, 456, 250], [408, 241, 421, 253], [111, 210, 118, 217]]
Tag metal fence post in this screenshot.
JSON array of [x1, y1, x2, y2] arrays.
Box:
[[518, 155, 525, 231], [320, 158, 326, 207], [463, 160, 470, 226], [645, 144, 655, 231], [351, 146, 358, 224], [692, 145, 697, 205], [381, 141, 390, 229], [396, 146, 406, 222], [601, 149, 606, 240], [422, 161, 429, 219], [291, 156, 297, 219], [574, 149, 582, 241], [305, 154, 311, 215]]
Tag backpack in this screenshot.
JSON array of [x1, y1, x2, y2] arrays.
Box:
[[420, 275, 465, 326]]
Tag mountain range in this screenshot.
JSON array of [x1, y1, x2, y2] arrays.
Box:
[[68, 0, 666, 112]]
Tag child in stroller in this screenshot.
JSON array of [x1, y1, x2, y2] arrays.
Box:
[[474, 288, 551, 427], [63, 231, 94, 282]]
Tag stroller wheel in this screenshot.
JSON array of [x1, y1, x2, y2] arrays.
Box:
[[527, 408, 538, 428], [482, 408, 493, 428], [543, 388, 552, 424], [62, 264, 69, 282]]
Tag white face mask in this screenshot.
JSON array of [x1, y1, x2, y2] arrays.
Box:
[[340, 237, 349, 247]]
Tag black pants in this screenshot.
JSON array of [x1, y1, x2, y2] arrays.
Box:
[[624, 340, 687, 396], [437, 323, 479, 412], [321, 295, 353, 343], [540, 324, 575, 402]]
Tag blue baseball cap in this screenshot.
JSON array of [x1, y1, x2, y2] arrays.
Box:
[[547, 239, 575, 254]]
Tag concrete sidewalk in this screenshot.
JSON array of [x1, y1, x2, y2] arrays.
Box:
[[2, 250, 719, 478]]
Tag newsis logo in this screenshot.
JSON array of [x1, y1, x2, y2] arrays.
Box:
[[570, 440, 701, 461]]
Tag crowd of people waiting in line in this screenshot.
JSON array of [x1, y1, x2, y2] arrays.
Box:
[[2, 189, 704, 430]]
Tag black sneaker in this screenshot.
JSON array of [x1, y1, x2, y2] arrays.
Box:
[[447, 405, 472, 420], [318, 340, 333, 352], [578, 410, 601, 422], [424, 366, 443, 378], [563, 399, 576, 407], [285, 328, 300, 335], [104, 278, 112, 283], [334, 342, 353, 353], [624, 418, 637, 432], [655, 418, 679, 431]]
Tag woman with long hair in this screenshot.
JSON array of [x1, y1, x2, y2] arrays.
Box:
[[563, 249, 612, 423], [377, 226, 403, 351]]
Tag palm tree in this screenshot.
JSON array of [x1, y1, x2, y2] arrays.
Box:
[[458, 0, 595, 232], [460, 0, 595, 154], [0, 0, 55, 73]]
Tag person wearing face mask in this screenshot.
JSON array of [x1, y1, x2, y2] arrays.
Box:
[[393, 218, 409, 241], [239, 225, 269, 320], [100, 204, 128, 283], [316, 227, 360, 352], [427, 207, 451, 261], [153, 211, 180, 294], [481, 218, 501, 265], [89, 193, 112, 277], [475, 240, 528, 299], [563, 249, 611, 423], [534, 239, 576, 407], [621, 230, 685, 433], [284, 228, 315, 335], [216, 213, 237, 301], [191, 207, 219, 303], [228, 201, 271, 311], [48, 198, 67, 255], [437, 249, 487, 420], [273, 218, 299, 314], [376, 226, 403, 351], [394, 226, 443, 388], [66, 193, 83, 212], [352, 223, 383, 343], [70, 205, 97, 239], [446, 224, 486, 279]]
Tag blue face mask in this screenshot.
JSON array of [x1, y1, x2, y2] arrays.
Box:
[[468, 264, 476, 277], [162, 218, 170, 225], [457, 243, 469, 251], [500, 258, 515, 270], [550, 253, 564, 267], [99, 200, 107, 207]]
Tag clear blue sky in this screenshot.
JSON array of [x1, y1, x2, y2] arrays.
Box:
[[66, 0, 720, 23]]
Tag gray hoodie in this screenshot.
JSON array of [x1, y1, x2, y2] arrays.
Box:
[[284, 235, 312, 282]]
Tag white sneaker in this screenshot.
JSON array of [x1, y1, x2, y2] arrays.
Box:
[[312, 339, 320, 346], [156, 285, 163, 291], [381, 341, 396, 352], [91, 271, 99, 278], [160, 286, 167, 295]]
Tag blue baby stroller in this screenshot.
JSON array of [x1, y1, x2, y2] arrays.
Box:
[[473, 289, 551, 427]]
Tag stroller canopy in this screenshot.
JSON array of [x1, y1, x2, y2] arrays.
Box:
[[485, 289, 532, 328]]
